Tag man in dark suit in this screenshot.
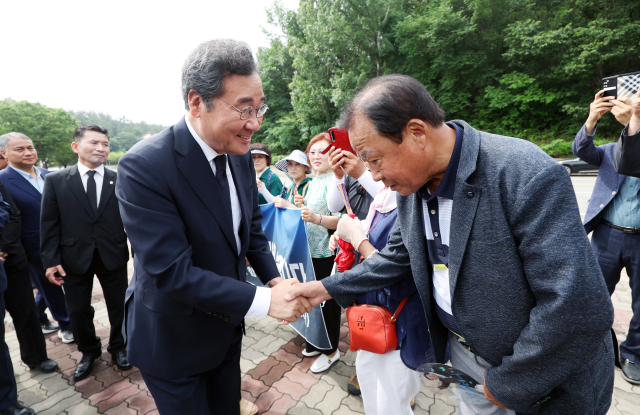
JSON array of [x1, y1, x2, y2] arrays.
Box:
[[40, 124, 131, 381], [0, 172, 57, 373], [0, 192, 35, 415], [0, 133, 73, 343], [116, 39, 310, 415], [288, 75, 615, 414]]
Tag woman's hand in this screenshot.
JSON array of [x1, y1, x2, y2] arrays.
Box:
[[293, 194, 305, 208], [336, 215, 367, 251], [329, 234, 339, 252], [300, 204, 320, 224], [257, 179, 265, 189], [274, 196, 296, 209]]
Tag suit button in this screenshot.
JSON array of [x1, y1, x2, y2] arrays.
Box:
[[467, 192, 474, 198]]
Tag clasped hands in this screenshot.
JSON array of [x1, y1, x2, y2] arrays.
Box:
[[267, 276, 329, 323]]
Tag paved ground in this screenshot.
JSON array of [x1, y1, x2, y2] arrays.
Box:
[[3, 174, 639, 414]]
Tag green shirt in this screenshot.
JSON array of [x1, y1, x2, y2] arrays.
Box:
[[258, 167, 283, 205], [304, 172, 340, 258], [283, 177, 313, 203]]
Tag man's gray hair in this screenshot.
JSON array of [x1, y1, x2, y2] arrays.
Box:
[[0, 132, 31, 151], [181, 39, 258, 111]]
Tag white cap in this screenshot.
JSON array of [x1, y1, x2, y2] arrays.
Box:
[[275, 150, 312, 174], [251, 149, 269, 157]]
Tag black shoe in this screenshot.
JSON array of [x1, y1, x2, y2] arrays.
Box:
[[41, 321, 59, 334], [27, 359, 58, 373], [73, 351, 101, 382], [621, 358, 640, 385], [112, 350, 132, 371], [0, 403, 35, 415]]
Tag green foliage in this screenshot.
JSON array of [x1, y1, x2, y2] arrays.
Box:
[[107, 151, 126, 164], [0, 99, 78, 168], [258, 0, 640, 152]]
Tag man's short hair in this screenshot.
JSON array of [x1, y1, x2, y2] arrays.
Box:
[[74, 124, 109, 142], [339, 74, 446, 143], [181, 39, 258, 111], [0, 132, 32, 151]]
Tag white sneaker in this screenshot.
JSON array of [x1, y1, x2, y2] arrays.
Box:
[[302, 350, 321, 357], [310, 352, 340, 373], [58, 329, 74, 344]]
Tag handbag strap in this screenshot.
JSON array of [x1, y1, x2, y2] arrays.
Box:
[[390, 297, 409, 323]]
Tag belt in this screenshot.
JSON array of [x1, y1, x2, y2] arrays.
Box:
[[600, 218, 640, 235]]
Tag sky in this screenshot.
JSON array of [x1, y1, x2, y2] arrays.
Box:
[[0, 0, 299, 127]]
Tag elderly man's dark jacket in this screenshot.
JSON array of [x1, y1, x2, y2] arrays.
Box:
[[323, 120, 614, 414]]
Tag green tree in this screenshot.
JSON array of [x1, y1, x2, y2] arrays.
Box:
[[0, 99, 78, 168]]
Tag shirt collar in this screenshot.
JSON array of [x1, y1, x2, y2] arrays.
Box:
[[185, 116, 220, 162], [417, 122, 464, 201], [9, 165, 42, 180], [77, 162, 105, 177]]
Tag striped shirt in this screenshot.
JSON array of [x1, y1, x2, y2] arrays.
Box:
[[418, 122, 464, 334]]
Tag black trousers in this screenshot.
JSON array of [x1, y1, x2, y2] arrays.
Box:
[[3, 256, 48, 366], [62, 249, 128, 355], [141, 325, 243, 415], [306, 256, 341, 355], [0, 276, 17, 411]]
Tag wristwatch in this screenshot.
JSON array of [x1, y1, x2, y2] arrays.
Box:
[[0, 251, 8, 259]]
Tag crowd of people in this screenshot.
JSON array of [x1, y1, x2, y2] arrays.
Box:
[[1, 37, 639, 415]]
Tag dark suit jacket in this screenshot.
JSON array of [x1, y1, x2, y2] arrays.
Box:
[[0, 166, 49, 260], [115, 117, 280, 379], [571, 124, 638, 233], [39, 165, 129, 275], [0, 179, 28, 265], [324, 120, 614, 414], [614, 124, 640, 178]]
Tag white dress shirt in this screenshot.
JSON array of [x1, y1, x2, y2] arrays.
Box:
[[185, 117, 271, 319], [77, 163, 105, 207]]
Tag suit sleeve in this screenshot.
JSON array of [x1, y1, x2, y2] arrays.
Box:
[[246, 159, 280, 285], [39, 175, 62, 268], [614, 125, 640, 177], [0, 180, 22, 255], [322, 214, 412, 307], [571, 123, 605, 166], [484, 162, 613, 412], [116, 151, 257, 325]]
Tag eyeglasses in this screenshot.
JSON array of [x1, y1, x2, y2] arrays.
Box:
[[216, 95, 268, 120]]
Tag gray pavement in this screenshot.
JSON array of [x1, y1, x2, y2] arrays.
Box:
[[2, 173, 638, 414]]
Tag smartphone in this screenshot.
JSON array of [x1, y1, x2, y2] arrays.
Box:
[[602, 71, 640, 99], [321, 127, 357, 155]]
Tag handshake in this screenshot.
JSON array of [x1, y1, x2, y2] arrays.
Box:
[[266, 278, 332, 323]]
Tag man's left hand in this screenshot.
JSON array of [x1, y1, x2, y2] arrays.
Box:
[[45, 265, 66, 286]]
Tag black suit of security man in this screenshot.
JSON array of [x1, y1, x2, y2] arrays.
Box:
[[0, 179, 56, 372], [40, 163, 130, 379]]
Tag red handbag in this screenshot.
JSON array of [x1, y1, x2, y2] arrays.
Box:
[[346, 297, 408, 354]]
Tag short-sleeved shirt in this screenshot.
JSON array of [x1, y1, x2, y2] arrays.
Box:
[[304, 171, 340, 258]]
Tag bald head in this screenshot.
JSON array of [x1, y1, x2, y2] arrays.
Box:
[[338, 74, 445, 144]]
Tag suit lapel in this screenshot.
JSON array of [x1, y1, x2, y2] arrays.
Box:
[[228, 155, 249, 253], [447, 121, 482, 295], [66, 165, 94, 218], [95, 168, 115, 220], [174, 118, 238, 254], [6, 167, 43, 202]]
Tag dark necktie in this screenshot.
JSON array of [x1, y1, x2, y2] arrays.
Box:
[[214, 155, 232, 219], [86, 170, 98, 216]]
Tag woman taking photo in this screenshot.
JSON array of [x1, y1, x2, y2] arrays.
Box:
[[273, 150, 313, 205], [274, 133, 342, 373]]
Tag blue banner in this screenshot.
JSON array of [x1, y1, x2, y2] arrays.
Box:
[[246, 204, 332, 350]]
